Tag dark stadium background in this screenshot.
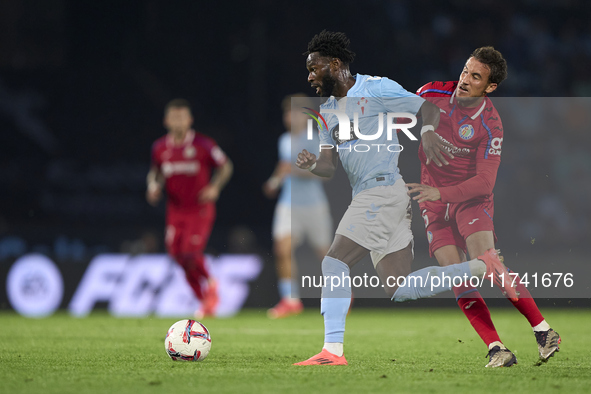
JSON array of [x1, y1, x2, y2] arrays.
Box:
[[1, 0, 590, 310]]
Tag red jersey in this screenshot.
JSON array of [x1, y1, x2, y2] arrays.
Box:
[[151, 130, 227, 209], [416, 81, 503, 203]]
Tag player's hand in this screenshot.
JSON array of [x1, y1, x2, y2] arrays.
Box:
[[406, 183, 441, 203], [198, 184, 220, 203], [262, 177, 280, 199], [422, 130, 455, 167], [146, 182, 162, 206], [295, 149, 317, 170]]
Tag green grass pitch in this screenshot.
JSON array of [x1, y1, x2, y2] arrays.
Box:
[[0, 308, 589, 394]]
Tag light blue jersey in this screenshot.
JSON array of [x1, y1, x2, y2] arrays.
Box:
[[277, 131, 328, 206], [277, 132, 292, 205], [319, 74, 424, 197]]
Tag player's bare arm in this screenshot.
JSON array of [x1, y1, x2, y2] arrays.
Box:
[[295, 148, 337, 178], [292, 160, 324, 180], [419, 101, 455, 167], [263, 161, 291, 199], [146, 165, 164, 206], [199, 158, 233, 203], [406, 183, 441, 203]]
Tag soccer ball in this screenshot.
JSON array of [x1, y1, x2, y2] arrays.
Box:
[[164, 319, 212, 361]]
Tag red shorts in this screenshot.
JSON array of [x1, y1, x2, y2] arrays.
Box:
[[419, 197, 497, 257], [165, 203, 216, 258]]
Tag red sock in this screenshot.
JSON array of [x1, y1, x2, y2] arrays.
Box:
[[506, 269, 544, 327], [453, 284, 501, 346]]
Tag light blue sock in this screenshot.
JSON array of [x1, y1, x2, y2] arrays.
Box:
[[320, 256, 351, 343], [278, 278, 292, 299], [392, 261, 472, 302]]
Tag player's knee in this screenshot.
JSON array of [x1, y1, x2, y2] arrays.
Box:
[[273, 239, 291, 260]]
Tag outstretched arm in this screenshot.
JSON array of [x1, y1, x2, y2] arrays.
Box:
[[418, 100, 455, 167], [437, 158, 499, 203], [407, 155, 500, 204]]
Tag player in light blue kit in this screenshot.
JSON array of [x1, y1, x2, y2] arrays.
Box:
[[294, 31, 515, 366], [264, 94, 332, 319]]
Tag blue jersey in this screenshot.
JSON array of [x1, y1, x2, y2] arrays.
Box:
[[319, 74, 424, 197], [277, 131, 328, 206]]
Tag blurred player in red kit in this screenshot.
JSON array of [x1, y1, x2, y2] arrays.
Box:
[[146, 99, 233, 318], [407, 47, 560, 367]]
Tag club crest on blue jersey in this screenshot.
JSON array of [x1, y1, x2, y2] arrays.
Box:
[[458, 124, 475, 140]]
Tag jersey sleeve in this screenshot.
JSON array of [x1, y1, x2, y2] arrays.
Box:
[[203, 137, 228, 168], [438, 116, 503, 203], [380, 78, 424, 115], [416, 81, 457, 97], [151, 141, 162, 168], [416, 82, 433, 96]]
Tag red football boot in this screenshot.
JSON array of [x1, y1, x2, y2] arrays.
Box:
[[267, 298, 304, 319]]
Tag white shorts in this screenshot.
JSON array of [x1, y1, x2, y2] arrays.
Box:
[[335, 178, 413, 267], [272, 202, 332, 250], [272, 203, 291, 240]]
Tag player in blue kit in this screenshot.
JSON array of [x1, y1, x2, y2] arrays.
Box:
[[293, 31, 517, 366], [264, 94, 332, 319]]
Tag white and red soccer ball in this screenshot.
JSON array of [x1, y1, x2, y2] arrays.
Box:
[[165, 319, 212, 361]]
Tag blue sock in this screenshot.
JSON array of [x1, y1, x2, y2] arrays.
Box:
[[278, 278, 292, 299], [392, 261, 472, 302], [320, 256, 351, 343]]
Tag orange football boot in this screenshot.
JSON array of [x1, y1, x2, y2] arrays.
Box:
[[293, 348, 348, 366]]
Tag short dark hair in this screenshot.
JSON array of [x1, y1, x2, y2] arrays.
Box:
[[164, 98, 192, 115], [470, 46, 508, 85], [304, 30, 356, 65]]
